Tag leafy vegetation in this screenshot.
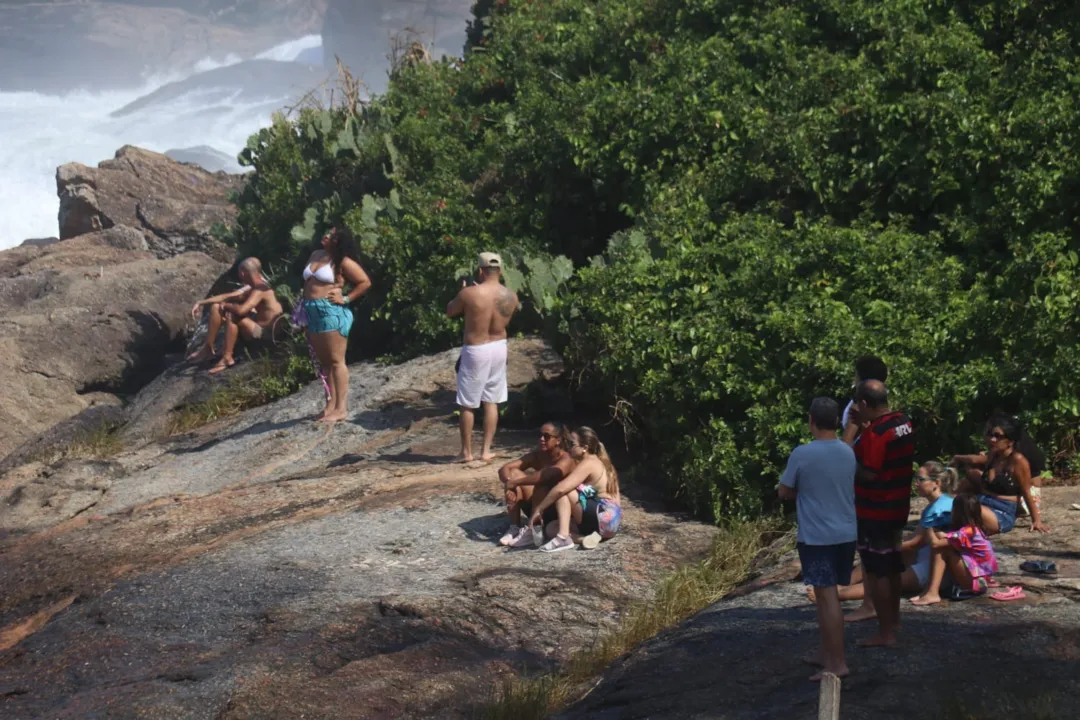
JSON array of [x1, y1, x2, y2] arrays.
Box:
[[226, 0, 1080, 519], [480, 519, 788, 720]]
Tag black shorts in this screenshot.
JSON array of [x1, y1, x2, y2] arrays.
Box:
[[578, 498, 601, 536], [519, 501, 558, 527], [857, 520, 906, 577]]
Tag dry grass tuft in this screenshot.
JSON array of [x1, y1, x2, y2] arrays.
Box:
[[27, 421, 124, 465]]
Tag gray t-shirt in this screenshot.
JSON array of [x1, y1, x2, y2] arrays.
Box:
[[779, 438, 857, 546]]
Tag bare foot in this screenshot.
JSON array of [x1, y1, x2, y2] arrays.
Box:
[[451, 453, 473, 463], [810, 667, 850, 682], [844, 605, 877, 622], [317, 410, 347, 424], [188, 346, 215, 362], [806, 587, 817, 603], [909, 594, 942, 607], [858, 634, 897, 648], [480, 453, 496, 462], [208, 357, 235, 375]]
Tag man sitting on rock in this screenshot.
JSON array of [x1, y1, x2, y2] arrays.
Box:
[[188, 257, 283, 374], [496, 422, 577, 548]]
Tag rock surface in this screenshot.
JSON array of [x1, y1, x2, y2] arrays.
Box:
[[560, 489, 1080, 720], [56, 146, 243, 262], [0, 249, 228, 460], [323, 0, 473, 92], [111, 60, 329, 118], [165, 146, 244, 174], [0, 339, 718, 718], [0, 1, 327, 93]]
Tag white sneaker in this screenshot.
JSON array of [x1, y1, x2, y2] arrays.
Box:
[[508, 528, 538, 548], [539, 534, 575, 553], [499, 526, 525, 546], [581, 532, 602, 550]]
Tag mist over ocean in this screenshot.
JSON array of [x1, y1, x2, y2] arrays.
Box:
[[0, 35, 323, 249]]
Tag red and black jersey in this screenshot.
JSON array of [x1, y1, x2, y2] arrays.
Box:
[[853, 411, 915, 525]]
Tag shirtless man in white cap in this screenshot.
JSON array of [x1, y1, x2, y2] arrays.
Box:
[[188, 257, 283, 374], [446, 252, 519, 462]]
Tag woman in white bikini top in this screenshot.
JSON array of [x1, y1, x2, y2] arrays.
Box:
[[303, 262, 337, 284], [299, 228, 372, 424]]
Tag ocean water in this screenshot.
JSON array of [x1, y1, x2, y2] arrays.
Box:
[[0, 34, 324, 249]]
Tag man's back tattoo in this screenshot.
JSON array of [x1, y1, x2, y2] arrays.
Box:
[[496, 288, 516, 318]]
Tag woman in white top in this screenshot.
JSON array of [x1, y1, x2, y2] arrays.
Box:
[[300, 227, 372, 423]]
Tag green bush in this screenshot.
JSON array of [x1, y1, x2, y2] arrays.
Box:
[[227, 0, 1080, 519]]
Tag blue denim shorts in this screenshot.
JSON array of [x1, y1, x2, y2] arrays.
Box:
[[798, 542, 856, 588], [978, 494, 1017, 534], [303, 298, 352, 337]]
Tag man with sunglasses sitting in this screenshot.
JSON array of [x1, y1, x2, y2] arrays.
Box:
[[496, 422, 576, 547]]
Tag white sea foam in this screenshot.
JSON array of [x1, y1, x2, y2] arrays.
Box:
[[0, 35, 324, 249]]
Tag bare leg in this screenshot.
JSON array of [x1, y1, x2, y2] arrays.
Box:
[[209, 312, 240, 374], [503, 471, 531, 525], [846, 567, 876, 622], [859, 569, 900, 647], [190, 303, 223, 361], [308, 331, 336, 419], [553, 490, 577, 538], [457, 408, 476, 462], [980, 505, 1001, 536], [480, 401, 499, 462], [912, 546, 954, 606], [320, 331, 349, 423], [809, 585, 850, 681]]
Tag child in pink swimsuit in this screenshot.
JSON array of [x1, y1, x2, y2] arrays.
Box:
[[917, 494, 998, 602]]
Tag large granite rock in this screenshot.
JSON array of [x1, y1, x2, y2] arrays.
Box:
[[322, 0, 473, 92], [0, 237, 228, 459], [0, 338, 719, 718], [0, 1, 327, 93], [111, 60, 328, 118], [560, 490, 1080, 720], [165, 145, 243, 174], [56, 146, 243, 262]]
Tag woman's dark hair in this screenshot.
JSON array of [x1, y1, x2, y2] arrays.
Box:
[[986, 413, 1046, 477], [319, 226, 361, 273], [951, 493, 985, 532], [541, 421, 572, 451], [855, 355, 888, 383]]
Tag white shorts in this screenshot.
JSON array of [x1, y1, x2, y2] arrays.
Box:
[[456, 339, 508, 409]]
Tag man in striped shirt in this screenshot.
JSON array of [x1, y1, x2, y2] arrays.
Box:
[[851, 379, 914, 647]]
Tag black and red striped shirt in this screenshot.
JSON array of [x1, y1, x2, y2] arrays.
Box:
[[854, 411, 914, 525]]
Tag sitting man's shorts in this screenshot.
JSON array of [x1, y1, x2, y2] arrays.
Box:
[[857, 520, 906, 576], [798, 542, 855, 588]]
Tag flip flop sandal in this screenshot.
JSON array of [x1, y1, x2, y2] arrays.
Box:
[[1071, 503, 1080, 511], [991, 586, 1026, 601], [1020, 560, 1058, 575], [948, 586, 985, 602]]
